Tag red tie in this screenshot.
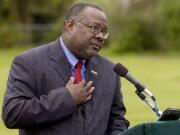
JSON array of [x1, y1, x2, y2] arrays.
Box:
[[75, 61, 83, 84]]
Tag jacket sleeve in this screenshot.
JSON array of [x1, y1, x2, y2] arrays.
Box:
[[2, 55, 77, 129], [106, 75, 130, 135]]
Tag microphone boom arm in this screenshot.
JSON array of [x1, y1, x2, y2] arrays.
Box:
[[135, 90, 162, 117]]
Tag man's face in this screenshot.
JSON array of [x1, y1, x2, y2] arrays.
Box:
[[67, 7, 108, 59]]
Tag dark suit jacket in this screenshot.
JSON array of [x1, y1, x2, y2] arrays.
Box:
[[2, 38, 129, 135]]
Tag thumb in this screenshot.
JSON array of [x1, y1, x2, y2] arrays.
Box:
[[67, 76, 74, 85]]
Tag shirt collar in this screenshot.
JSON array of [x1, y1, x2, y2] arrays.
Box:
[[60, 37, 86, 69]]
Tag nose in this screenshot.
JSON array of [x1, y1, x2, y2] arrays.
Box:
[[94, 32, 104, 43]]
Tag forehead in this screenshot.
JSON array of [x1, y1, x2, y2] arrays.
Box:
[[80, 7, 108, 26]]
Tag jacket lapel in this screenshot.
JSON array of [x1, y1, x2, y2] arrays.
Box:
[[85, 56, 101, 84], [85, 56, 101, 112], [49, 38, 72, 83]]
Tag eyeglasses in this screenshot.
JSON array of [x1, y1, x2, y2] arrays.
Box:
[[77, 21, 109, 39]]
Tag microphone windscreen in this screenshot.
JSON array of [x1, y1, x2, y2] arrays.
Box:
[[113, 63, 128, 77]]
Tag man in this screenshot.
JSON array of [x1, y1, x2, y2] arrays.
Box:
[[2, 3, 129, 135]]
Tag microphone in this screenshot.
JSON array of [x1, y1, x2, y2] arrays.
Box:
[[113, 63, 155, 101]]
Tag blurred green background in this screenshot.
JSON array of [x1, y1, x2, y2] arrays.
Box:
[[0, 0, 180, 134]]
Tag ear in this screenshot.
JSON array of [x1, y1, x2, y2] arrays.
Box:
[[65, 20, 74, 32]]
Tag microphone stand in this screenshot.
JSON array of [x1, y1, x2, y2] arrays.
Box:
[[135, 90, 162, 117]]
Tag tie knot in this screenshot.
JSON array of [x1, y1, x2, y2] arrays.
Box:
[[75, 61, 83, 69]]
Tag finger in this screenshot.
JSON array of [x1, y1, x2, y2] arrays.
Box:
[[84, 95, 92, 103], [79, 79, 86, 87], [84, 81, 93, 92], [86, 87, 95, 96], [67, 76, 74, 84]]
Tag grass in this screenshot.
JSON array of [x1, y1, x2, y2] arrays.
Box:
[[0, 47, 180, 134]]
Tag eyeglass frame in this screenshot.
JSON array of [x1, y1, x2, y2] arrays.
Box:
[[71, 19, 109, 39]]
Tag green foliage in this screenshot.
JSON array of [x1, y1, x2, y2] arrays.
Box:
[[109, 0, 180, 53], [30, 0, 73, 23], [0, 0, 73, 47], [0, 23, 22, 48], [112, 16, 159, 53], [0, 0, 180, 53], [0, 0, 11, 22], [157, 0, 180, 50]]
